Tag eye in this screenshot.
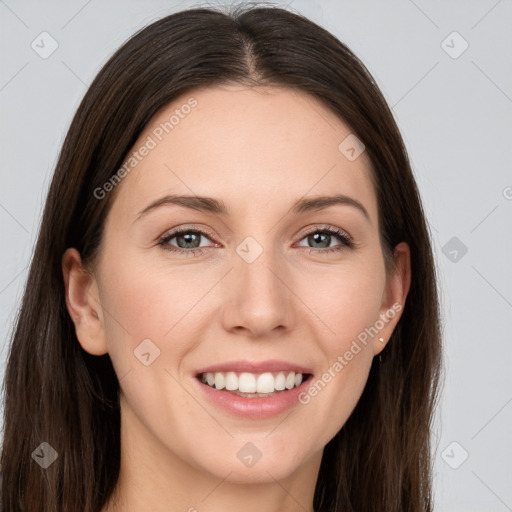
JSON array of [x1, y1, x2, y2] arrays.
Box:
[[296, 226, 354, 254], [158, 227, 217, 256]]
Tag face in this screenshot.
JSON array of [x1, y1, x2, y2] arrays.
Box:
[[63, 84, 409, 486]]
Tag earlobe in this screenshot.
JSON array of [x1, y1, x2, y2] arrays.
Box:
[[373, 242, 411, 356], [62, 248, 108, 356]]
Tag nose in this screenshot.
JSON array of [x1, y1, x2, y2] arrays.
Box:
[[221, 243, 295, 339]]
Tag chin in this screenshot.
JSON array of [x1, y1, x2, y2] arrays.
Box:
[[194, 445, 309, 484]]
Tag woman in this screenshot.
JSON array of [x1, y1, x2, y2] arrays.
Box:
[[1, 3, 442, 511]]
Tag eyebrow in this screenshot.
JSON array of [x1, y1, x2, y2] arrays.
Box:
[[135, 193, 370, 222]]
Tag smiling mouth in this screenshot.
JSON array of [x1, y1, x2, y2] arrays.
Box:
[[197, 371, 313, 398]]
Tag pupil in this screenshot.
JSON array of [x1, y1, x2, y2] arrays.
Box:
[[178, 232, 200, 248], [310, 233, 329, 248]]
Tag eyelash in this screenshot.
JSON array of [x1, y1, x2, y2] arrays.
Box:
[[157, 225, 354, 257]]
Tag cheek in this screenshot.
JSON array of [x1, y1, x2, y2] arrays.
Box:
[[293, 259, 384, 426], [297, 257, 386, 345], [95, 249, 212, 381], [98, 248, 207, 334]]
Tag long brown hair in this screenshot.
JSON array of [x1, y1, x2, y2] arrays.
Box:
[[1, 3, 442, 511]]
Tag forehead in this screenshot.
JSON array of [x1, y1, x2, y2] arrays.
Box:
[[109, 84, 377, 224]]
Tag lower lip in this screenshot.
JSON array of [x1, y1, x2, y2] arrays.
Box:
[[194, 375, 313, 419]]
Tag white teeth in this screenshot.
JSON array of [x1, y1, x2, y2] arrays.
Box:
[[238, 373, 256, 393], [214, 373, 225, 390], [200, 370, 307, 393], [274, 372, 286, 391], [256, 372, 274, 393], [285, 372, 295, 390], [225, 371, 238, 391]]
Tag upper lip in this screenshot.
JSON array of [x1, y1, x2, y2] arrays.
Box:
[[196, 359, 313, 376]]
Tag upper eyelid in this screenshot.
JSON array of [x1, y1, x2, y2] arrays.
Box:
[[162, 226, 219, 243]]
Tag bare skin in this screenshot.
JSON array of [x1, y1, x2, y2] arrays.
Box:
[[62, 84, 410, 512]]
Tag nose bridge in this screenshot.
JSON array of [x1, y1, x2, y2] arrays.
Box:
[[222, 234, 294, 336]]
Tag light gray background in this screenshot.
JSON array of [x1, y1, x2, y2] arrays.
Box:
[[1, 0, 511, 510]]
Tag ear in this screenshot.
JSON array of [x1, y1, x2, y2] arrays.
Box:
[[62, 248, 108, 356], [372, 242, 411, 356]]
